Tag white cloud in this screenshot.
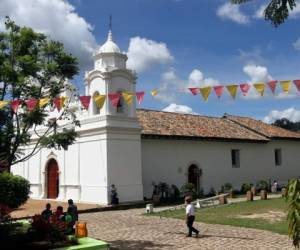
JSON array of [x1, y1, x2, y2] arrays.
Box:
[[217, 3, 250, 24], [0, 0, 97, 68], [254, 5, 266, 19], [155, 68, 219, 104], [162, 103, 197, 115], [189, 69, 204, 85], [294, 38, 300, 51], [263, 108, 300, 123], [127, 37, 174, 73], [243, 64, 272, 83]]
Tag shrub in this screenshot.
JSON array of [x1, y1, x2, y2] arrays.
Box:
[[180, 183, 196, 199], [0, 172, 30, 209], [223, 182, 233, 191], [256, 180, 269, 191], [207, 187, 217, 197], [240, 183, 251, 194]]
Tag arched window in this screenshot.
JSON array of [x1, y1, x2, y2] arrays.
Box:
[[93, 91, 100, 115]]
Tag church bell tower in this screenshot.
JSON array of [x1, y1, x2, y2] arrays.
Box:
[[83, 23, 143, 204]]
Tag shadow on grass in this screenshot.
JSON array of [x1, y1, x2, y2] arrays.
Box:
[[108, 239, 172, 250]]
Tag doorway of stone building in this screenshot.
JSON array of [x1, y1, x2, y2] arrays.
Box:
[[46, 159, 59, 199]]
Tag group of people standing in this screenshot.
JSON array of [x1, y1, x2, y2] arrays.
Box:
[[41, 199, 78, 234]]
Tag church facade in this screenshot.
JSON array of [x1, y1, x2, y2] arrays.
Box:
[[12, 31, 300, 204]]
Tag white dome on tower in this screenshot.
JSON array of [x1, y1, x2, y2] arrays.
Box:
[[99, 30, 121, 53]]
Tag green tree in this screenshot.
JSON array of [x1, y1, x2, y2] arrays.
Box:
[[273, 118, 300, 132], [286, 179, 300, 248], [231, 0, 297, 26], [0, 18, 79, 172]]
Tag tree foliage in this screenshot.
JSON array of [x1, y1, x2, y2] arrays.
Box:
[[0, 18, 80, 171], [231, 0, 297, 26], [273, 118, 300, 132], [286, 179, 300, 248]]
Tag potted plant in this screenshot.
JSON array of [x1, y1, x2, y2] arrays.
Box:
[[223, 182, 234, 198], [256, 180, 269, 200], [241, 183, 253, 201]]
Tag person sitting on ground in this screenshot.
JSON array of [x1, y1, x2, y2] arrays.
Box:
[[185, 196, 199, 238], [41, 203, 52, 221], [68, 199, 78, 225], [54, 205, 64, 221], [64, 207, 75, 234]]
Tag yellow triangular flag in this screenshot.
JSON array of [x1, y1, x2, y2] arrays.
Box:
[[150, 89, 158, 96], [280, 80, 291, 94], [122, 92, 134, 105], [61, 96, 67, 106], [0, 101, 10, 109], [226, 85, 238, 99], [39, 98, 50, 108], [94, 95, 106, 109], [253, 83, 265, 96], [200, 86, 212, 102]]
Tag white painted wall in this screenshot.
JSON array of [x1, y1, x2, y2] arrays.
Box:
[[141, 138, 300, 198]]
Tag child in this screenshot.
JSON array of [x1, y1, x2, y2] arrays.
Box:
[[41, 203, 52, 221], [185, 196, 199, 237]]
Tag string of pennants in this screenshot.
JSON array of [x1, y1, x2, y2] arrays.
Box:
[[0, 92, 146, 112], [188, 79, 300, 101], [0, 80, 300, 111]]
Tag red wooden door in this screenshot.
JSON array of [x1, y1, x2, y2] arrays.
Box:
[[47, 159, 59, 198]]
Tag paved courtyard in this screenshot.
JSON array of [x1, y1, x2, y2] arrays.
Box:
[[80, 208, 294, 250]]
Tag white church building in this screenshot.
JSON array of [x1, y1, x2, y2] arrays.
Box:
[[12, 30, 300, 204]]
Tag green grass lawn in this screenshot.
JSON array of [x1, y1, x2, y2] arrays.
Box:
[[154, 198, 288, 235]]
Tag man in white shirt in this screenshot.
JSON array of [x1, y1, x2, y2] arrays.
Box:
[[185, 196, 199, 237]]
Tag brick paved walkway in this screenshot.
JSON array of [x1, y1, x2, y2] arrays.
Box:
[[80, 208, 294, 250]]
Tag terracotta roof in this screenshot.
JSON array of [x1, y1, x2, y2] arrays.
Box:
[[136, 109, 269, 142], [225, 114, 300, 140]]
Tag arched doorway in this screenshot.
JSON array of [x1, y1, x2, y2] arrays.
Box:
[[188, 164, 201, 193], [46, 159, 59, 199]]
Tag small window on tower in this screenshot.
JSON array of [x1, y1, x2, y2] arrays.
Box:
[[231, 149, 240, 168], [275, 149, 282, 166], [116, 91, 124, 113]]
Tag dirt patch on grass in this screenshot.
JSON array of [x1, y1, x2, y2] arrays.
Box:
[[236, 210, 286, 223]]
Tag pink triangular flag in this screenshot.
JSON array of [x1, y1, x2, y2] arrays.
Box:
[[267, 80, 277, 94], [79, 96, 91, 110], [293, 80, 300, 92], [136, 91, 145, 105], [213, 86, 224, 98], [188, 88, 200, 96], [240, 83, 251, 96], [11, 100, 21, 113], [26, 99, 38, 112], [108, 93, 120, 107]]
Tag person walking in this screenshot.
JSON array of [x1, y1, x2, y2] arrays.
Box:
[[185, 196, 199, 237]]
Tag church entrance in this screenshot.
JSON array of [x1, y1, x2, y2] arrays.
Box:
[[46, 159, 59, 199], [188, 164, 201, 193]]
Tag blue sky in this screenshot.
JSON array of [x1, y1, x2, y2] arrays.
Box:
[[1, 0, 300, 122]]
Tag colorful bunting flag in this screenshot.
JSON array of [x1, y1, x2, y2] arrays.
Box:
[[293, 80, 300, 92], [213, 86, 224, 98], [150, 89, 158, 96], [80, 96, 91, 110], [226, 85, 238, 99], [11, 100, 21, 113], [0, 101, 9, 109], [39, 98, 50, 108], [94, 95, 106, 109], [136, 91, 145, 104], [280, 80, 291, 94], [188, 87, 200, 96], [254, 83, 265, 96], [122, 92, 134, 105], [108, 93, 120, 107], [240, 83, 250, 96], [26, 99, 38, 112], [200, 86, 212, 101], [53, 96, 67, 111], [267, 80, 277, 94]]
